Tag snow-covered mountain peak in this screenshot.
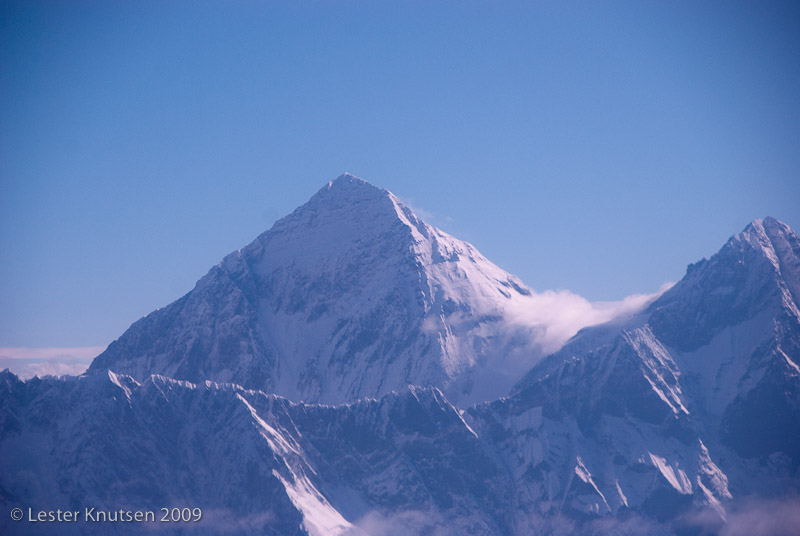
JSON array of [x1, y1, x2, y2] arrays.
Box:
[[259, 173, 400, 251], [325, 171, 378, 190], [314, 172, 389, 206], [741, 215, 793, 241], [720, 217, 800, 318], [733, 217, 796, 266], [271, 173, 464, 263], [646, 218, 799, 338], [90, 174, 548, 404], [721, 216, 796, 264]]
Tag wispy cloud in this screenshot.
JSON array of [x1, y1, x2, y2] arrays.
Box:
[[0, 346, 105, 360], [507, 282, 674, 354], [0, 346, 105, 378], [679, 495, 800, 536], [396, 196, 455, 229], [351, 509, 448, 536], [176, 509, 276, 534], [352, 508, 666, 536]]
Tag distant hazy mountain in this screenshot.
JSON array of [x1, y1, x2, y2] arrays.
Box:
[[2, 176, 798, 535]]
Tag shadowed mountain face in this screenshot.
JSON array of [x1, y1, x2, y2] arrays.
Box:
[[89, 174, 547, 406], [647, 218, 800, 469], [0, 372, 515, 536], [2, 176, 799, 535], [506, 217, 800, 524]]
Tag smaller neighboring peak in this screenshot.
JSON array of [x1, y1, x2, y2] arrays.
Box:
[[740, 216, 790, 234], [734, 217, 798, 254], [761, 216, 794, 237], [0, 368, 22, 383]]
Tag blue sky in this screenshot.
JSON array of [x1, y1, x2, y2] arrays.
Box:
[[1, 1, 799, 353]]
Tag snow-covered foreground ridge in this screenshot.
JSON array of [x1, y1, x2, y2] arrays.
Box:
[[0, 371, 734, 536], [2, 174, 799, 535], [88, 173, 667, 405]]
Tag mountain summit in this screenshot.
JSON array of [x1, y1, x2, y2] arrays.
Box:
[[646, 216, 800, 353], [90, 174, 546, 404]]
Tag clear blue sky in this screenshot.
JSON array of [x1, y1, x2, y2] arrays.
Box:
[[1, 1, 799, 348]]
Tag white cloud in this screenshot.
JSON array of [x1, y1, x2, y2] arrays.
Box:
[[679, 495, 800, 536], [396, 196, 455, 229], [0, 346, 105, 379], [507, 282, 674, 354], [0, 346, 105, 360], [351, 509, 451, 536]]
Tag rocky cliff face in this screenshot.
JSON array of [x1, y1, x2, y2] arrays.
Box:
[[502, 216, 800, 531]]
